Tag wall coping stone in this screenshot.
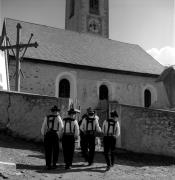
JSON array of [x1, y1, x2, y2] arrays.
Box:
[[120, 103, 175, 114], [0, 90, 58, 100]]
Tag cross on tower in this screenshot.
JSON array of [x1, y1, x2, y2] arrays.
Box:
[[0, 23, 38, 92]]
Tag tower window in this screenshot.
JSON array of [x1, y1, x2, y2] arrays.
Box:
[[144, 89, 151, 107], [59, 79, 70, 98], [89, 0, 99, 15], [69, 0, 75, 19], [99, 85, 108, 100]]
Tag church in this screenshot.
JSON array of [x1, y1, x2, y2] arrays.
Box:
[[1, 0, 170, 116]]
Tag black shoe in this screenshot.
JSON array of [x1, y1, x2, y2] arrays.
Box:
[[65, 166, 71, 170], [88, 162, 93, 166], [106, 166, 110, 171], [46, 166, 52, 170]]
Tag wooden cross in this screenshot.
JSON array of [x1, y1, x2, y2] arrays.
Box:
[[0, 23, 38, 92]]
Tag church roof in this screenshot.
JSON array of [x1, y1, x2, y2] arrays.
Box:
[[4, 18, 164, 76]]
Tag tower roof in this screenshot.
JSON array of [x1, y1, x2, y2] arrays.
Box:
[[5, 18, 164, 76]]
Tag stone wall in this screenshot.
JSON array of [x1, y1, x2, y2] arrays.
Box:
[[0, 90, 69, 142], [120, 104, 175, 157], [1, 90, 175, 157]]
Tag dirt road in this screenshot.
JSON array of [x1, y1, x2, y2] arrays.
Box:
[[0, 134, 175, 180]]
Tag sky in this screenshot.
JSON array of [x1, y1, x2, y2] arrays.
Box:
[[1, 0, 175, 66]]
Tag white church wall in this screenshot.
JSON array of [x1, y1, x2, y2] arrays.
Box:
[[8, 60, 167, 112], [76, 68, 165, 111], [0, 50, 8, 90]]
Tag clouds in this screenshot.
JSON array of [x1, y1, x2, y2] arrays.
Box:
[[147, 47, 175, 66]]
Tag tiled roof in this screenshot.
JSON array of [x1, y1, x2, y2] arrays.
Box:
[[5, 18, 164, 75]]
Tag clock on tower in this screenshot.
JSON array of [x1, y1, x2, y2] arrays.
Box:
[[65, 0, 109, 38], [87, 17, 101, 34]]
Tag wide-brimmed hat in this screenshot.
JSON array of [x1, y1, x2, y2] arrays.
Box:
[[87, 107, 95, 114], [68, 108, 81, 114], [110, 110, 118, 117], [51, 105, 60, 112]]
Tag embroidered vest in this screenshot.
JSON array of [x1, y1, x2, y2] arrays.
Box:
[[63, 117, 75, 134], [106, 119, 116, 136], [47, 115, 58, 132]]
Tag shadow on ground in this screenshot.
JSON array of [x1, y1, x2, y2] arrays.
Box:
[[115, 149, 175, 167], [16, 150, 175, 175], [1, 133, 175, 172], [16, 163, 107, 174], [0, 132, 44, 153]]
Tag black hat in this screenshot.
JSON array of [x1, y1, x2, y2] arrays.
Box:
[[87, 107, 95, 114], [68, 108, 81, 114], [51, 105, 60, 112], [110, 110, 118, 117]]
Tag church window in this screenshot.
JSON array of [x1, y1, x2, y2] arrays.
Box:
[[69, 0, 75, 18], [59, 79, 70, 98], [144, 89, 151, 107], [99, 85, 108, 100], [89, 0, 99, 15]]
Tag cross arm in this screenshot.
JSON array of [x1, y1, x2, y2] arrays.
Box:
[[0, 42, 38, 51]]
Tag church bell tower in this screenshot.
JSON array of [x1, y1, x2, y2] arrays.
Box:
[[65, 0, 109, 38]]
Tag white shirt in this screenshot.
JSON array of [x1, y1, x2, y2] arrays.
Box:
[[102, 118, 120, 137], [41, 114, 63, 137], [80, 115, 101, 133], [63, 118, 79, 138]]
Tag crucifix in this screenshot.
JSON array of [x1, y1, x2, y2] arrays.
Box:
[[0, 23, 38, 92]]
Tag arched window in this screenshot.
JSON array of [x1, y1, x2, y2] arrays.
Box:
[[59, 79, 70, 98], [144, 89, 151, 107], [99, 85, 108, 100], [89, 0, 99, 14]]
